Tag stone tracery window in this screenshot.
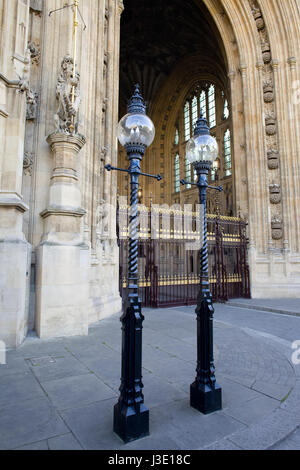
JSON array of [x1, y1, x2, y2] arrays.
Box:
[[208, 84, 216, 127], [171, 81, 233, 215]]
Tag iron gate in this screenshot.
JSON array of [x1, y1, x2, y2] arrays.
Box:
[[118, 204, 250, 307]]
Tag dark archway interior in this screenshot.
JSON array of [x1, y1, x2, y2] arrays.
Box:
[[119, 0, 227, 115]]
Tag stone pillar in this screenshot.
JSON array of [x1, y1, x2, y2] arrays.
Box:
[[0, 0, 31, 348], [36, 133, 89, 338]]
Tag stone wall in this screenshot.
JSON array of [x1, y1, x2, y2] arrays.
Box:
[[1, 0, 300, 348]]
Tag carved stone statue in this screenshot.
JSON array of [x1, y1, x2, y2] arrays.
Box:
[[26, 89, 38, 120], [96, 199, 110, 237], [54, 55, 81, 134]]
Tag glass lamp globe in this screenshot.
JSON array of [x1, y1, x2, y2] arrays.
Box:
[[186, 111, 218, 165], [117, 84, 155, 148], [186, 133, 218, 165], [117, 112, 155, 148]]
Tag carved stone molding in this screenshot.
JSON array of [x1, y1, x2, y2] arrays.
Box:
[[288, 56, 297, 70], [269, 184, 281, 204], [252, 8, 265, 30], [271, 215, 283, 240], [28, 41, 40, 65], [261, 42, 271, 64], [263, 80, 274, 103], [265, 113, 277, 135], [23, 152, 34, 175], [118, 0, 125, 15], [267, 149, 279, 169], [26, 90, 38, 120]]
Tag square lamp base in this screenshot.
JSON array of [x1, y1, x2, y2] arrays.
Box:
[[113, 401, 149, 443], [190, 381, 222, 415]]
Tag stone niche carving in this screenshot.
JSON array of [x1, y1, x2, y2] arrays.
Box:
[[28, 41, 40, 65], [23, 152, 34, 175], [261, 42, 271, 64], [271, 215, 283, 240], [17, 49, 31, 94], [26, 89, 38, 120], [263, 81, 274, 103], [54, 55, 81, 135], [267, 149, 279, 169], [265, 113, 277, 135], [269, 183, 281, 204], [252, 6, 265, 30], [96, 199, 110, 238]]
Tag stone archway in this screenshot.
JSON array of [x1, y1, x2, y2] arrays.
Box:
[[117, 0, 300, 298]]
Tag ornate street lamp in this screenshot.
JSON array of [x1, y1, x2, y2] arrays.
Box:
[[105, 84, 161, 442], [181, 111, 222, 414]]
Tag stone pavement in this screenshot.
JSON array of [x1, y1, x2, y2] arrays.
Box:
[[0, 301, 300, 450]]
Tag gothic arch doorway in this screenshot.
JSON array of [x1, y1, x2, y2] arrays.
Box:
[[117, 0, 250, 304], [118, 0, 241, 218]]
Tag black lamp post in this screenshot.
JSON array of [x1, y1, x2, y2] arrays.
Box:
[[181, 111, 222, 414], [105, 84, 162, 443]]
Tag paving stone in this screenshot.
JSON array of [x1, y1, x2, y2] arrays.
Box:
[[48, 433, 83, 450], [280, 380, 300, 417], [76, 355, 122, 391], [0, 397, 68, 449], [66, 341, 119, 362], [15, 440, 49, 450], [200, 438, 243, 450], [41, 372, 117, 410], [144, 339, 195, 364], [14, 338, 67, 358], [60, 398, 123, 450], [149, 399, 246, 450], [28, 353, 91, 383], [229, 408, 300, 450], [142, 373, 188, 408], [217, 376, 263, 409], [0, 371, 44, 407], [124, 434, 181, 451], [0, 355, 31, 378], [2, 303, 299, 451], [251, 380, 293, 401], [144, 356, 195, 384], [223, 395, 279, 425], [271, 426, 300, 450]]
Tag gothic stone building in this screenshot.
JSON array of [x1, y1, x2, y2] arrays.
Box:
[[1, 0, 300, 348]]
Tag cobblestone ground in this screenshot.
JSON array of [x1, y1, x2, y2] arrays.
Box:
[[0, 301, 299, 450]]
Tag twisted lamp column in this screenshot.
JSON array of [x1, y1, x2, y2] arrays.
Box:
[[113, 147, 149, 442], [190, 162, 222, 414]]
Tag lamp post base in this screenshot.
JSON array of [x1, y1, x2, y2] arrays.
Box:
[[113, 402, 149, 443], [190, 381, 222, 415]]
